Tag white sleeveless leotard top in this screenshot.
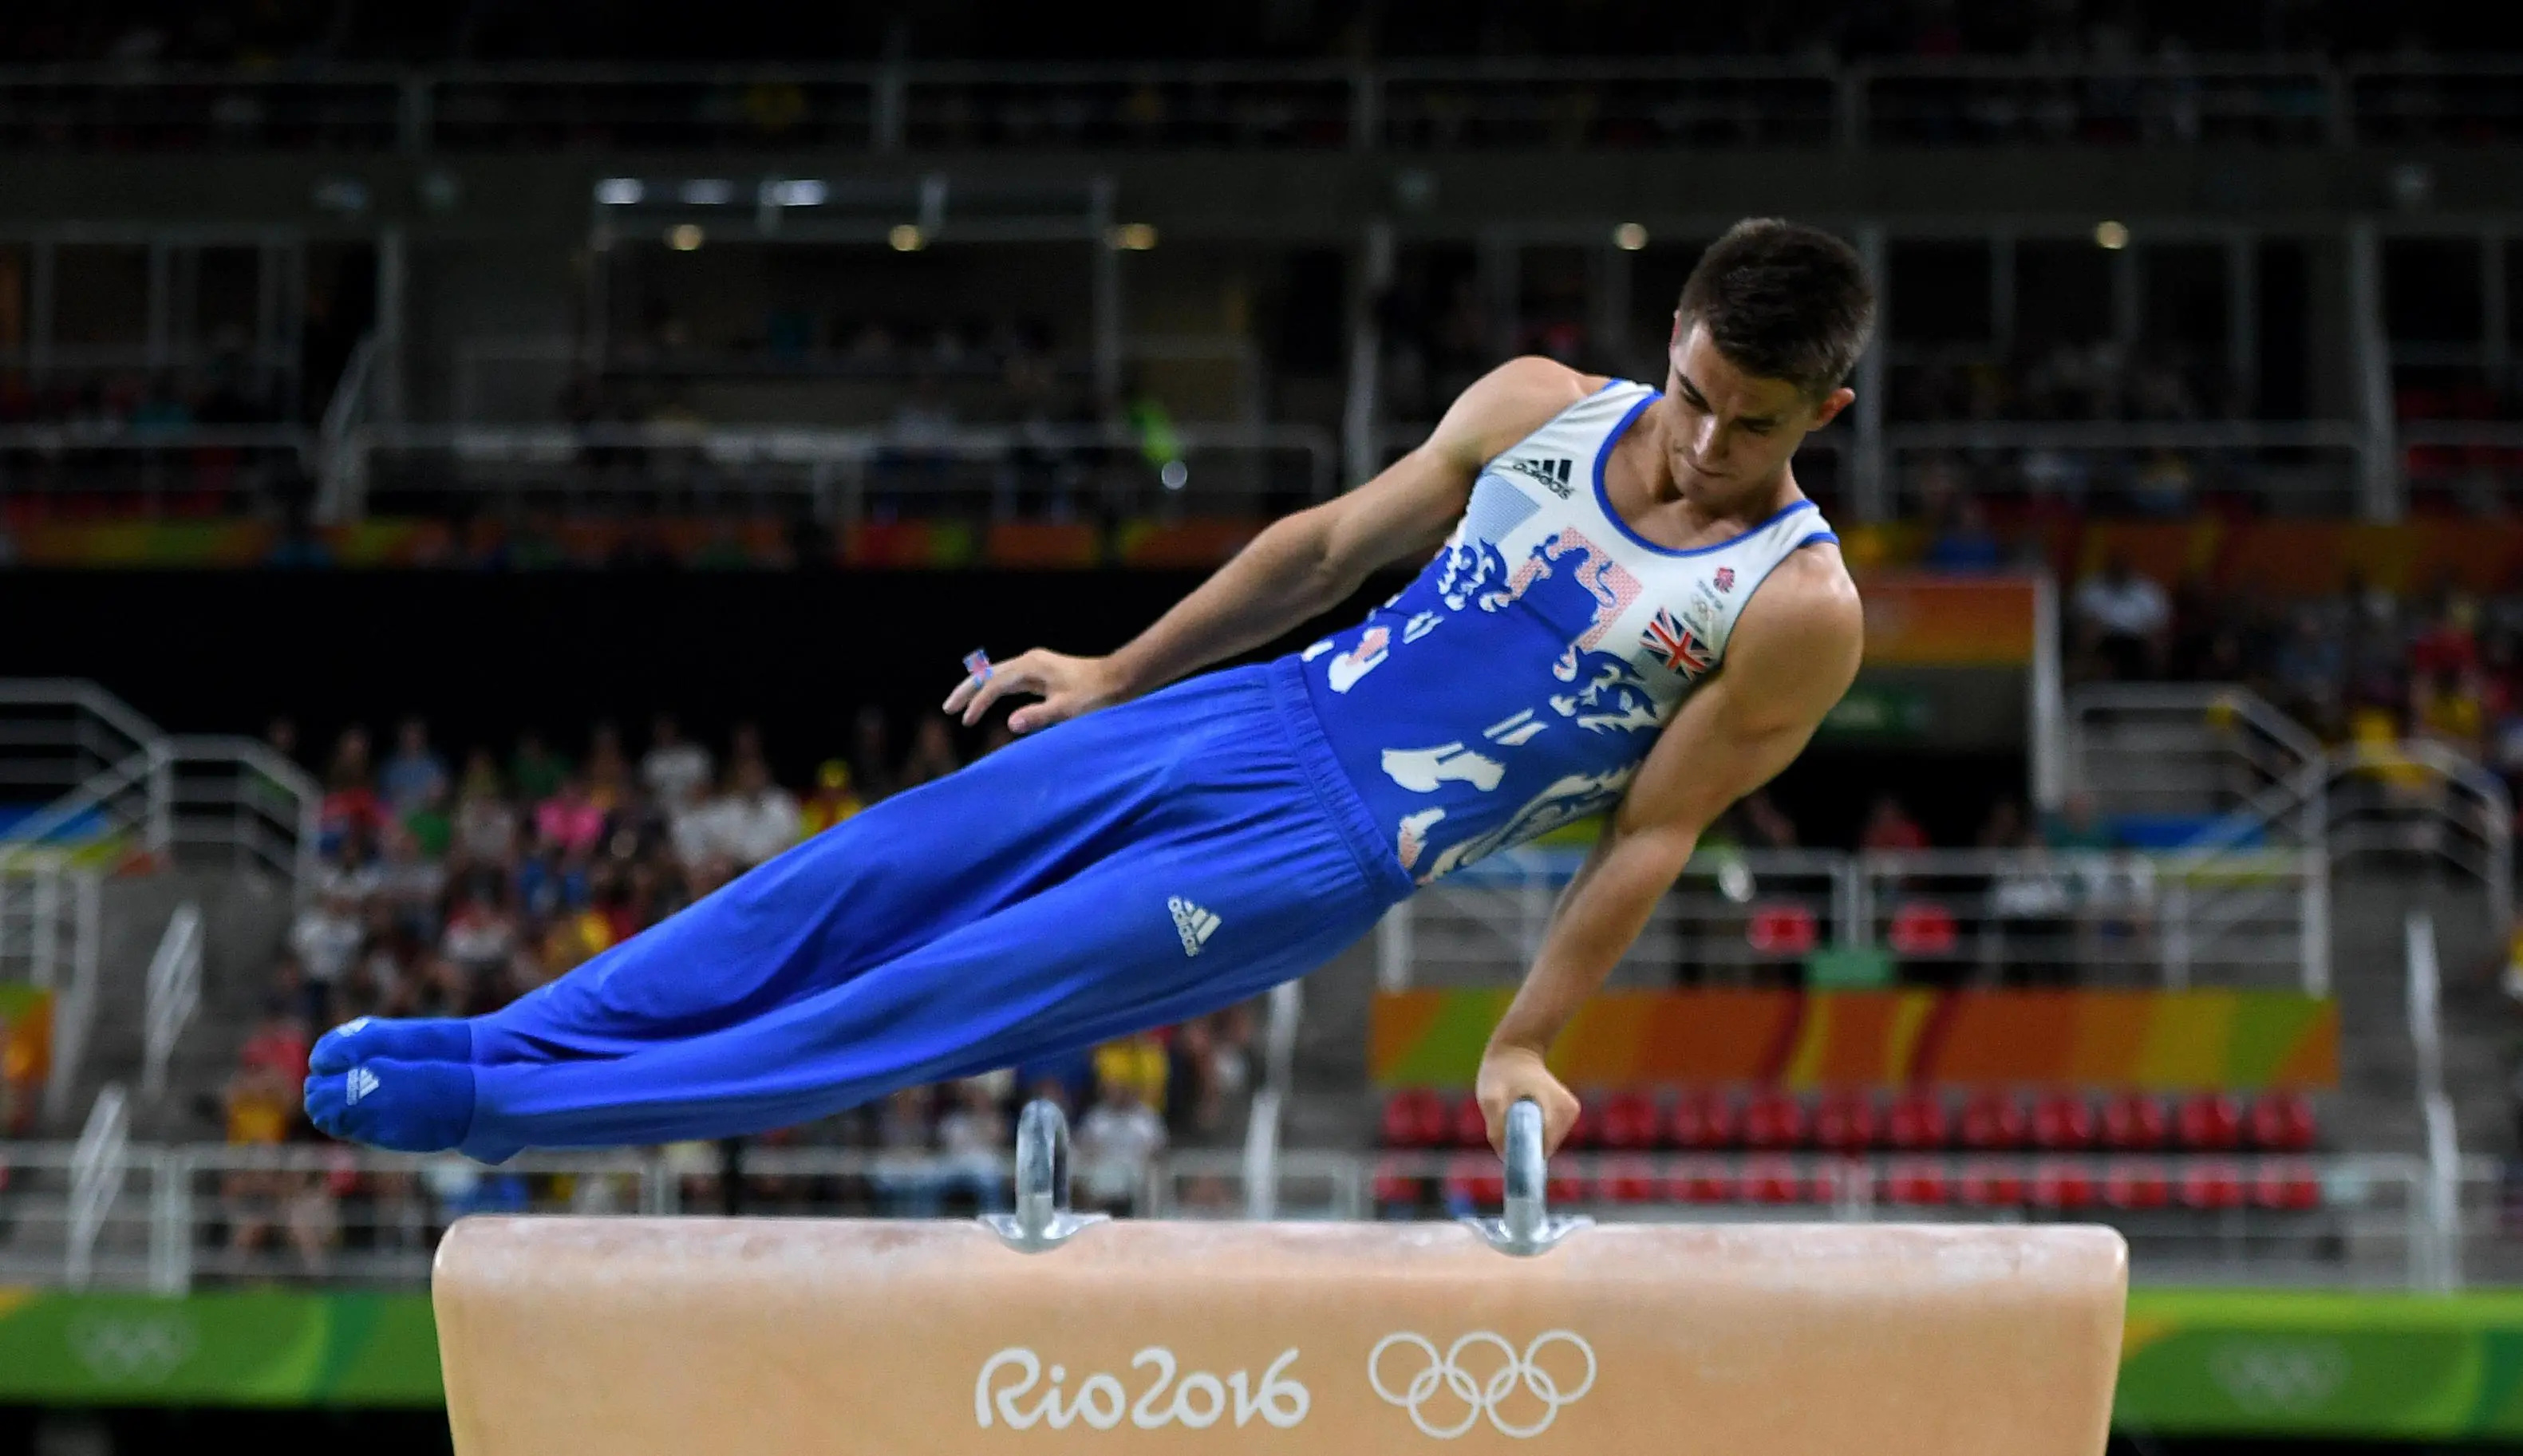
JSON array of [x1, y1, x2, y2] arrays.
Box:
[[1293, 380, 1838, 883]]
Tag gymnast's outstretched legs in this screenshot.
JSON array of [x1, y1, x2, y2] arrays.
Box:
[[303, 663, 1413, 1160], [310, 692, 1192, 1080]]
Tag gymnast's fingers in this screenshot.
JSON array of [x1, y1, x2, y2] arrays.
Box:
[[1005, 692, 1076, 735], [959, 652, 1045, 726], [942, 648, 1001, 713]]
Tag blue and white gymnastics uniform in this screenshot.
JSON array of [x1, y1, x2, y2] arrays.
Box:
[[306, 381, 1836, 1159]]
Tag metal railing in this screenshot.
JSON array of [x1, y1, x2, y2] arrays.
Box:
[[320, 420, 1339, 525], [1239, 980, 1303, 1219], [0, 57, 2509, 153], [0, 681, 323, 902], [1856, 847, 2328, 994], [0, 428, 314, 518], [2405, 910, 2462, 1291], [139, 904, 202, 1103], [2068, 683, 2328, 846], [2329, 738, 2516, 936], [0, 1138, 2444, 1290], [1377, 842, 2326, 993], [164, 737, 322, 894], [0, 680, 167, 844], [1384, 846, 1857, 991], [2068, 683, 2508, 945], [62, 1084, 128, 1290]]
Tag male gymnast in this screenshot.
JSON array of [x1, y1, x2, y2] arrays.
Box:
[[306, 217, 1870, 1162]]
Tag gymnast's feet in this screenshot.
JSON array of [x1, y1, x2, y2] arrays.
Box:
[[310, 1015, 473, 1074], [304, 1058, 481, 1156]]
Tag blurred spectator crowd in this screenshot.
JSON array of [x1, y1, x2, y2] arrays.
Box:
[[206, 706, 1259, 1276], [2063, 554, 2523, 787]]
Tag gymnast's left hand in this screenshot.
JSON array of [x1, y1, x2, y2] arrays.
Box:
[[1475, 1044, 1581, 1158], [942, 649, 1126, 733]]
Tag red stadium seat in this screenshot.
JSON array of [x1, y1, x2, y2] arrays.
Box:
[[1885, 1091, 1949, 1150], [1813, 1091, 1880, 1153], [2247, 1092, 2318, 1153], [2177, 1094, 2244, 1151], [1888, 900, 1960, 957], [1669, 1156, 1736, 1204], [1743, 1154, 1805, 1205], [2251, 1159, 2323, 1212], [1451, 1095, 1491, 1150], [2178, 1159, 2246, 1211], [2102, 1159, 2170, 1211], [1956, 1159, 2026, 1208], [1447, 1146, 1510, 1208], [1882, 1157, 1951, 1206], [2100, 1093, 2167, 1150], [2031, 1093, 2097, 1151], [1743, 1090, 1808, 1150], [2031, 1159, 2096, 1211], [1599, 1091, 1661, 1150], [1373, 1156, 1423, 1209], [1601, 1155, 1660, 1204], [1958, 1091, 2029, 1150], [1670, 1091, 1741, 1150], [1747, 902, 1820, 957], [1563, 1099, 1604, 1152], [1380, 1090, 1447, 1149]]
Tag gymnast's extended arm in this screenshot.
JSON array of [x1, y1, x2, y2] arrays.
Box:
[[944, 357, 1596, 732], [1475, 543, 1866, 1155]]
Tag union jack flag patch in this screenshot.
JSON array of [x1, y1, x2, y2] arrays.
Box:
[[1642, 606, 1715, 679]]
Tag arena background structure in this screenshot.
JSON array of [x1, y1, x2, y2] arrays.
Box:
[[8, 2, 2523, 1452]]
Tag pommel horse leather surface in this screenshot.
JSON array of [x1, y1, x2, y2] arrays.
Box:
[[433, 1217, 2126, 1455]]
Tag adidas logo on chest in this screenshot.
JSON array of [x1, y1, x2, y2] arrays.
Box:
[[1498, 455, 1575, 499]]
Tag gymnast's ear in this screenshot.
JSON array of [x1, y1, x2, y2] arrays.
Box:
[[1806, 385, 1856, 430]]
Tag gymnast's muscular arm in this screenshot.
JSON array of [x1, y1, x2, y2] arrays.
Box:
[[1475, 545, 1865, 1154], [945, 357, 1602, 732]]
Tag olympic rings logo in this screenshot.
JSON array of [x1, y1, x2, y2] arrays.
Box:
[[1367, 1331, 1597, 1440]]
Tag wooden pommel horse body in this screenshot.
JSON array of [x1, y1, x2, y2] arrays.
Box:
[[433, 1104, 2127, 1454]]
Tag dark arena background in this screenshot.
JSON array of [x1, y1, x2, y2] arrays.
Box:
[[2, 1, 2523, 1451]]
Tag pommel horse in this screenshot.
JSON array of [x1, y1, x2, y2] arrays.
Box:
[[434, 1101, 2126, 1454]]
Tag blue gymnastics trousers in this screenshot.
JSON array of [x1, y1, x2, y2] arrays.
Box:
[[351, 660, 1412, 1161]]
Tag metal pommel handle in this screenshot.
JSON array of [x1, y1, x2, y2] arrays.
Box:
[[1467, 1098, 1593, 1257], [982, 1099, 1108, 1253]]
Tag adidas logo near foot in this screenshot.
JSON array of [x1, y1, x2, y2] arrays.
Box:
[[345, 1066, 381, 1105], [1168, 896, 1221, 957]]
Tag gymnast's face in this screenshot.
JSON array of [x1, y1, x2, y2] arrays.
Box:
[[1659, 320, 1852, 502]]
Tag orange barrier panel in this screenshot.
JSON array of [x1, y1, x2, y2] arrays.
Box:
[[436, 1216, 2126, 1456], [1851, 575, 2039, 666], [1368, 988, 2339, 1091]]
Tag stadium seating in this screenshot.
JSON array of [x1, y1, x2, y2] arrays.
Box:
[[2031, 1094, 2099, 1151], [1813, 1091, 1880, 1153], [1371, 1087, 2328, 1217], [1743, 1090, 1809, 1150], [2102, 1159, 2171, 1211], [1670, 1091, 1741, 1150], [2178, 1094, 2245, 1151], [2101, 1092, 2169, 1150], [1377, 1087, 2322, 1158], [1885, 1091, 1949, 1150], [1958, 1091, 2031, 1151]]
